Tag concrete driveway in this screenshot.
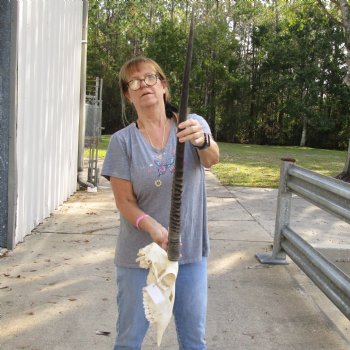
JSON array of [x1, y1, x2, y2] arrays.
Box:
[[0, 171, 349, 349]]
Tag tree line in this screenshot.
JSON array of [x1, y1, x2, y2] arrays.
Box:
[[87, 0, 350, 150]]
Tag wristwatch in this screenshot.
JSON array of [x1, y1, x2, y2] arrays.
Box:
[[194, 133, 210, 150]]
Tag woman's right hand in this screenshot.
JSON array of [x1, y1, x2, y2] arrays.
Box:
[[148, 222, 168, 251]]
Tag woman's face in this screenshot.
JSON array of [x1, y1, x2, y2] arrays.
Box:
[[124, 63, 167, 113]]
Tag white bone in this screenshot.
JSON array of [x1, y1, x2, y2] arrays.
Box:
[[137, 243, 179, 346]]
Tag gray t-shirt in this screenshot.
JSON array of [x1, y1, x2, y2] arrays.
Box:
[[102, 113, 210, 267]]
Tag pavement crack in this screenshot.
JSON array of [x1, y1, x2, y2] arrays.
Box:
[[34, 227, 118, 236]]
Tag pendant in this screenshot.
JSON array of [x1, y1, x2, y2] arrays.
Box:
[[156, 153, 163, 160], [155, 179, 162, 187]]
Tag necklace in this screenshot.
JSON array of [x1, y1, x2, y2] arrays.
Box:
[[139, 118, 168, 187], [142, 119, 167, 151]]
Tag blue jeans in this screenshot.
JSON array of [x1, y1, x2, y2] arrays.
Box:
[[114, 258, 207, 350]]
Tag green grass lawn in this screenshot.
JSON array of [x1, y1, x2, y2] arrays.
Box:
[[212, 142, 347, 188], [88, 136, 347, 188], [84, 135, 111, 159]]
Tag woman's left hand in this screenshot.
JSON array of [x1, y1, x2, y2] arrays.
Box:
[[177, 119, 205, 148]]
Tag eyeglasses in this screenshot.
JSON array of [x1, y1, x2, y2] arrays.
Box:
[[127, 74, 159, 91]]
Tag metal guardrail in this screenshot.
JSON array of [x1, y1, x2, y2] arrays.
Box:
[[256, 158, 350, 319]]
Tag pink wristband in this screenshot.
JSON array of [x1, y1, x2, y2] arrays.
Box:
[[136, 214, 150, 230]]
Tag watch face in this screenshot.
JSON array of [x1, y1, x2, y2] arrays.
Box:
[[206, 133, 211, 147], [203, 133, 209, 146]]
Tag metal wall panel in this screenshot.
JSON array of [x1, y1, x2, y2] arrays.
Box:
[[15, 0, 82, 244]]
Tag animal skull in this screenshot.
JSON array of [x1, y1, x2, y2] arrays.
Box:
[[137, 242, 179, 346]]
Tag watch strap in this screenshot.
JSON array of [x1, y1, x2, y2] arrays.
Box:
[[194, 133, 210, 150]]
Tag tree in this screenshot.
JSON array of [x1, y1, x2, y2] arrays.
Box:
[[85, 0, 350, 154], [317, 0, 350, 181]]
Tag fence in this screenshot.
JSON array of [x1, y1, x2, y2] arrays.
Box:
[[85, 77, 103, 187], [256, 158, 350, 319]]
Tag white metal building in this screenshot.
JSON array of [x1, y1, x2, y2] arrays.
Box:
[[0, 0, 85, 248]]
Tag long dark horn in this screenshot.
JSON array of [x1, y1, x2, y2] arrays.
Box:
[[167, 10, 195, 261]]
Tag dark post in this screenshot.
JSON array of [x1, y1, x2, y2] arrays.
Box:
[[0, 0, 17, 249]]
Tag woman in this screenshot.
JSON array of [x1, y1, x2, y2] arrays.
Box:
[[102, 56, 220, 350]]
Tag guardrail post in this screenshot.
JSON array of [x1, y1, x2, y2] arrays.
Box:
[[256, 158, 296, 265]]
